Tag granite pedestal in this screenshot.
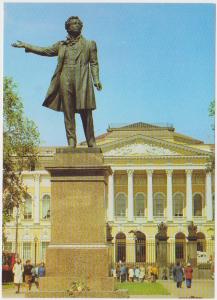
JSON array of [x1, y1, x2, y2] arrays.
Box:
[[26, 147, 127, 298], [187, 240, 197, 267]]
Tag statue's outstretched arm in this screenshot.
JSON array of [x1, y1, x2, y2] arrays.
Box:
[[12, 40, 59, 57]]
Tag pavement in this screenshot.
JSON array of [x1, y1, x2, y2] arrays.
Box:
[[2, 280, 215, 298]]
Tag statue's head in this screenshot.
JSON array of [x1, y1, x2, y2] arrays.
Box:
[[65, 16, 83, 35]]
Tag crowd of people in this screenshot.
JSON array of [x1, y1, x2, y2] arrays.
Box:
[[111, 260, 195, 289], [111, 261, 160, 283], [12, 258, 46, 294]]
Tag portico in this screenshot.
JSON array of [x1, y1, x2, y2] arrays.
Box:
[[107, 167, 213, 223]]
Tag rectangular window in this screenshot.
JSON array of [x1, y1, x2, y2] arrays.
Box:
[[41, 242, 49, 261], [23, 242, 31, 261]]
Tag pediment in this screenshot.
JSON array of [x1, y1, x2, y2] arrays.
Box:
[[102, 134, 212, 157], [104, 143, 179, 156]]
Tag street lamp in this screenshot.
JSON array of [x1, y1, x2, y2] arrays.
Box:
[[34, 236, 38, 266], [15, 206, 19, 256]]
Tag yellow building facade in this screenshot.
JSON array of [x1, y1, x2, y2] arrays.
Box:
[[4, 122, 215, 266]]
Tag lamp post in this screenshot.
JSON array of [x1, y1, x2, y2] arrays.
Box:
[[34, 236, 38, 266], [15, 205, 19, 256]]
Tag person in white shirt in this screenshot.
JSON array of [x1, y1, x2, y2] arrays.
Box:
[[12, 258, 23, 294]]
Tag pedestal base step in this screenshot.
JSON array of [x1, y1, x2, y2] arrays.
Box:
[[26, 290, 129, 298], [38, 276, 114, 291]]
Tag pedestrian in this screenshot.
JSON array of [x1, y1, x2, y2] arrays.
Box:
[[12, 258, 23, 294], [113, 267, 117, 280], [31, 265, 39, 289], [139, 265, 145, 282], [161, 268, 168, 280], [173, 262, 184, 288], [120, 263, 127, 282], [116, 264, 120, 281], [151, 264, 158, 283], [128, 265, 134, 282], [38, 262, 46, 277], [134, 265, 140, 282], [147, 264, 152, 282], [184, 263, 193, 288], [23, 259, 33, 291]]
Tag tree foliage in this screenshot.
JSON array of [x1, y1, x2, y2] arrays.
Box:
[[3, 77, 40, 234], [208, 100, 215, 131]]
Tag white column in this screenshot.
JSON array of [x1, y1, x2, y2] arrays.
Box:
[[186, 170, 193, 221], [127, 170, 134, 222], [206, 171, 213, 221], [147, 170, 153, 222], [166, 170, 173, 221], [34, 174, 40, 224], [107, 172, 114, 222]]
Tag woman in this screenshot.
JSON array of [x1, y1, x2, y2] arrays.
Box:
[[12, 258, 23, 294], [173, 262, 184, 288], [139, 265, 146, 282], [128, 265, 134, 282], [184, 263, 193, 288], [151, 264, 158, 283], [38, 262, 46, 277]]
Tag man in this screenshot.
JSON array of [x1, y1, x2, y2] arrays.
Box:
[[23, 260, 33, 291], [12, 16, 102, 147]]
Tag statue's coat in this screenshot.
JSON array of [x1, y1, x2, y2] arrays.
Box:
[[25, 36, 99, 112]]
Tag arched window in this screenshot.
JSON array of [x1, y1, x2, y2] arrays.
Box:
[[116, 232, 126, 262], [135, 231, 146, 262], [24, 194, 32, 219], [134, 193, 145, 216], [115, 193, 127, 216], [173, 193, 184, 217], [175, 232, 186, 262], [42, 194, 51, 219], [197, 232, 206, 252], [153, 193, 165, 217], [193, 193, 202, 216]]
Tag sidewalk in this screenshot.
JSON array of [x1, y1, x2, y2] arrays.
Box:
[[159, 280, 214, 299], [2, 280, 215, 298], [2, 284, 39, 298]]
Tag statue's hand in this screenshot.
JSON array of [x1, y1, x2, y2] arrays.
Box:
[[11, 40, 26, 48], [94, 82, 102, 91]]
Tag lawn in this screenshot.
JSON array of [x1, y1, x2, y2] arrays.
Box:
[[115, 281, 170, 295], [2, 283, 14, 289]]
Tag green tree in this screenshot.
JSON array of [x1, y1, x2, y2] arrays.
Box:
[[208, 100, 215, 130], [3, 77, 40, 245]]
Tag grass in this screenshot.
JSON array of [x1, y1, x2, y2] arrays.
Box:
[[115, 281, 170, 295], [2, 283, 14, 289]]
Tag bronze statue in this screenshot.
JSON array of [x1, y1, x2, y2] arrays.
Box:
[[187, 221, 197, 240], [157, 222, 168, 241], [106, 223, 113, 243], [12, 16, 102, 148]]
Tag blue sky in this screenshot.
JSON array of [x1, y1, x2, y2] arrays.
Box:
[[4, 3, 215, 146]]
